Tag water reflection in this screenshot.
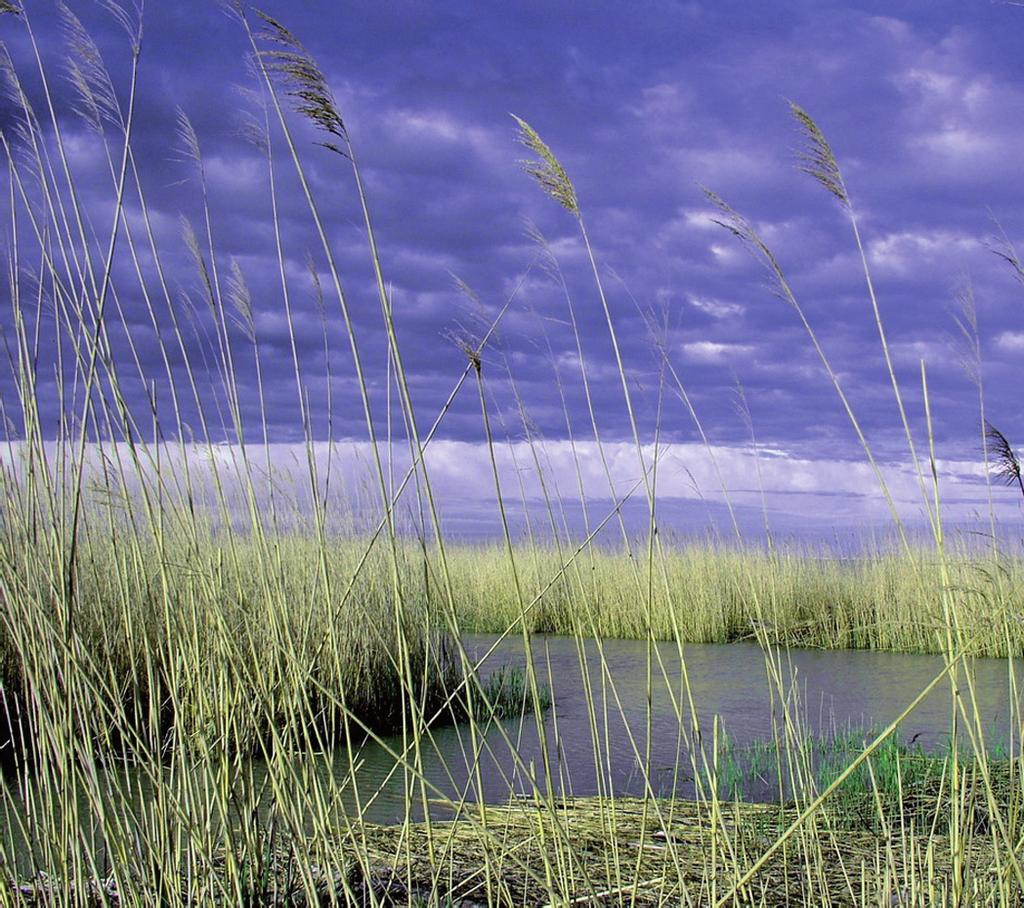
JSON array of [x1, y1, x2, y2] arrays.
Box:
[[329, 634, 1024, 824], [4, 634, 1020, 861]]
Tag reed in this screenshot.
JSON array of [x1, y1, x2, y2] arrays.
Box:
[[0, 3, 1021, 904], [444, 541, 1024, 655]]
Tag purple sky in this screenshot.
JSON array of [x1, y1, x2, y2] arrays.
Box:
[[2, 1, 1024, 536]]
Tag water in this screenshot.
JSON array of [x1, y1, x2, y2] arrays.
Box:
[[324, 634, 1024, 823], [3, 635, 1021, 861]]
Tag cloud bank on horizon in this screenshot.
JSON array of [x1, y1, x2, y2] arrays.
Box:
[[1, 439, 1006, 544], [1, 0, 1023, 536]]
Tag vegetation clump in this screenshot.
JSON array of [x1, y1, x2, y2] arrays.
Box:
[[471, 665, 552, 721]]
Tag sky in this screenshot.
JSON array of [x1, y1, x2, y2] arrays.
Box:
[[2, 1, 1024, 539]]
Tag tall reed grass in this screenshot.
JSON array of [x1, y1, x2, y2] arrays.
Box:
[[445, 543, 1024, 655], [0, 2, 1021, 904]]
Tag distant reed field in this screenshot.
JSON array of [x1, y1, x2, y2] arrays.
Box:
[[444, 543, 1024, 655]]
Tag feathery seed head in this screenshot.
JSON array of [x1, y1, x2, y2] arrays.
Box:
[[66, 60, 102, 133], [446, 327, 482, 372], [450, 273, 499, 346], [96, 0, 142, 52], [0, 45, 44, 174], [255, 10, 303, 50], [522, 218, 546, 251], [235, 109, 269, 154], [233, 85, 270, 152], [305, 253, 327, 319], [950, 281, 981, 387], [256, 10, 348, 156], [451, 273, 481, 309], [179, 216, 216, 311], [180, 215, 202, 260], [511, 114, 579, 217], [703, 186, 798, 310], [988, 221, 1024, 284], [0, 2, 21, 15], [227, 259, 255, 342], [0, 43, 30, 115], [59, 2, 121, 132], [703, 188, 768, 260], [790, 101, 849, 208], [523, 218, 563, 282], [175, 107, 204, 175], [179, 289, 201, 333], [985, 422, 1023, 492]]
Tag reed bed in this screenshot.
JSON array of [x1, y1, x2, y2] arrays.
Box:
[[0, 527, 459, 761], [445, 543, 1024, 655], [0, 2, 1022, 904]]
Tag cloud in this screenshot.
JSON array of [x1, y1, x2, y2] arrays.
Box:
[[2, 440, 1005, 539], [681, 341, 754, 363], [889, 339, 951, 366], [994, 331, 1024, 352], [688, 295, 743, 319], [867, 231, 977, 276], [2, 0, 1024, 542]]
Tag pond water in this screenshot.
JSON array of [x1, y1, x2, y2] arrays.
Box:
[[3, 634, 1021, 864], [322, 634, 1024, 823]]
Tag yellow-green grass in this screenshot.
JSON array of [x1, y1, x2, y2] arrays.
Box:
[[0, 529, 459, 762], [438, 542, 1022, 656]]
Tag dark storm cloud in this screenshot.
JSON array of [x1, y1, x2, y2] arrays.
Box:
[[2, 0, 1024, 530]]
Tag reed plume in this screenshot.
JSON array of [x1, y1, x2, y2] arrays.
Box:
[[59, 2, 122, 133], [227, 259, 256, 343], [511, 114, 579, 217], [175, 106, 204, 171], [989, 219, 1024, 284], [96, 0, 142, 48], [790, 101, 849, 208], [985, 421, 1024, 497], [255, 10, 349, 156], [703, 188, 795, 309]]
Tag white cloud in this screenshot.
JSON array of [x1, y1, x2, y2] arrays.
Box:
[[994, 331, 1024, 352], [688, 295, 743, 319], [681, 341, 753, 363], [2, 439, 1001, 533], [708, 243, 741, 265], [889, 339, 948, 366], [897, 67, 958, 98], [384, 108, 499, 157], [868, 15, 913, 40], [679, 208, 722, 231], [914, 127, 996, 161], [630, 82, 693, 121], [205, 154, 263, 192], [867, 230, 976, 275], [888, 34, 1023, 183]]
